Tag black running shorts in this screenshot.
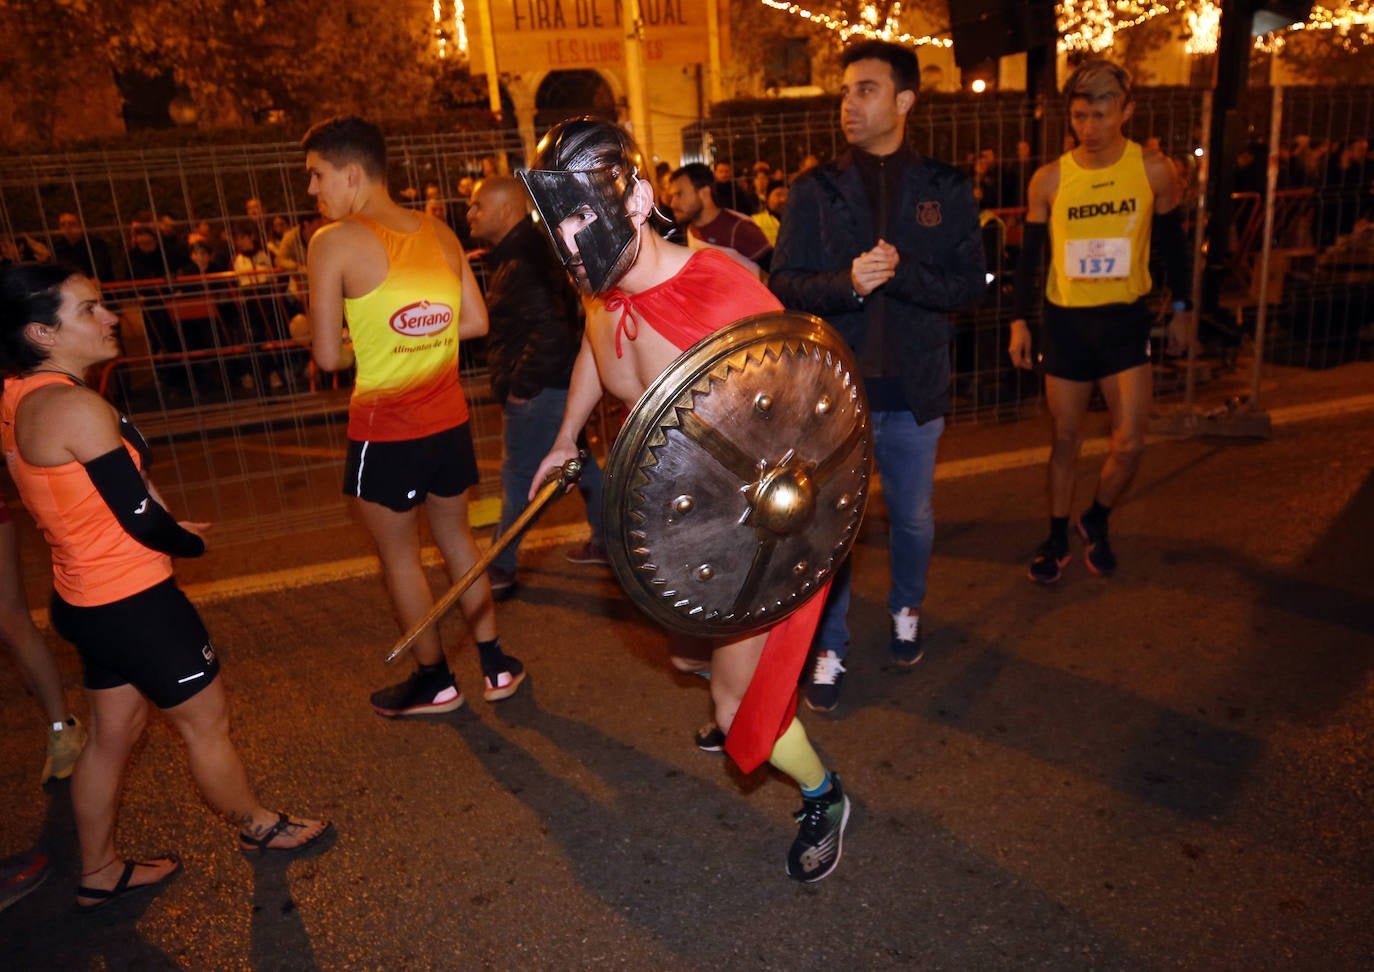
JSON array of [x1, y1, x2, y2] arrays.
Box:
[[343, 422, 479, 512], [1040, 299, 1152, 382], [50, 576, 220, 709]]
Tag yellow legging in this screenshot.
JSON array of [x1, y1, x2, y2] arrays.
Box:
[[767, 717, 827, 792]]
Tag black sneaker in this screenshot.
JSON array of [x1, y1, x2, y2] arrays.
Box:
[[694, 723, 726, 752], [487, 567, 517, 602], [370, 669, 465, 717], [482, 656, 526, 702], [1028, 536, 1071, 584], [805, 650, 847, 712], [1075, 512, 1117, 576], [786, 775, 851, 883], [564, 541, 610, 566], [890, 608, 925, 667]]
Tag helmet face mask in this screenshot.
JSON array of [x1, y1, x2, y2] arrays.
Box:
[[520, 166, 639, 295]]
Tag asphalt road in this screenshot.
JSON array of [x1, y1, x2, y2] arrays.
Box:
[[1, 362, 1371, 971]]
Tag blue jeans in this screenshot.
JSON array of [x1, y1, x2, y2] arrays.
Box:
[[492, 388, 605, 574], [814, 411, 943, 656]]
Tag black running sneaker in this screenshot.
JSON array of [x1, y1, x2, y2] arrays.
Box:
[[786, 775, 851, 883], [482, 656, 526, 702], [1075, 512, 1117, 576], [370, 669, 465, 717], [889, 609, 925, 667], [1028, 536, 1071, 584], [694, 722, 726, 752], [805, 650, 847, 712], [487, 567, 517, 602]]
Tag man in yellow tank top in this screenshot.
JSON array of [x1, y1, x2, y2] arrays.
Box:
[[1007, 61, 1195, 583], [303, 116, 526, 716]]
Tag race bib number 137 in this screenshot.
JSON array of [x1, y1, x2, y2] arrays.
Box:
[[1065, 238, 1131, 279]]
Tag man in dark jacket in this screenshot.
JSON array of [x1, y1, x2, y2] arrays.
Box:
[[770, 39, 986, 712], [467, 175, 606, 599]]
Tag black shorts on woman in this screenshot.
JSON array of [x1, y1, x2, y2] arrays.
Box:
[[1040, 298, 1152, 382], [50, 577, 219, 709]]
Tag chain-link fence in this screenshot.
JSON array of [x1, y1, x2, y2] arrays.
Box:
[[0, 131, 520, 544]]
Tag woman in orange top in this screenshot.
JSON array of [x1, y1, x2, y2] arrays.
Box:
[[0, 263, 332, 912]]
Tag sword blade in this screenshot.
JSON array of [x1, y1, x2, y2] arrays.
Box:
[[383, 455, 584, 664]]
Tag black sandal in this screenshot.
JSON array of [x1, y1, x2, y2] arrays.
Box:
[[238, 813, 334, 856], [75, 855, 181, 913]]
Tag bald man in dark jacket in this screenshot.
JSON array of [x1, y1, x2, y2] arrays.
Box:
[[468, 176, 607, 597]]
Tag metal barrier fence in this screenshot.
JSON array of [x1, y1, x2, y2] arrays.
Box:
[[0, 131, 521, 545], [0, 90, 1369, 544]]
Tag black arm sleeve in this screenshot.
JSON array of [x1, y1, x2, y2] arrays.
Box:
[[1151, 208, 1190, 305], [83, 448, 205, 558], [1013, 221, 1048, 319]]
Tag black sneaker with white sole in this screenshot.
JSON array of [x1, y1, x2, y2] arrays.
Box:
[[1075, 510, 1117, 576], [805, 649, 847, 712], [370, 669, 465, 717], [786, 775, 851, 883], [1028, 535, 1071, 584], [694, 723, 726, 752]]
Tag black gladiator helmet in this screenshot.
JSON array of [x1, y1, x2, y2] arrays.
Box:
[[520, 116, 646, 295]]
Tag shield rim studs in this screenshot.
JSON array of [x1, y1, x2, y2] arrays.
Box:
[[601, 311, 872, 637]]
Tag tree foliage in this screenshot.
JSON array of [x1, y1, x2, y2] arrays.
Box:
[[0, 0, 444, 143]]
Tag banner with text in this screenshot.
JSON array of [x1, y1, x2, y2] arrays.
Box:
[[466, 0, 709, 74]]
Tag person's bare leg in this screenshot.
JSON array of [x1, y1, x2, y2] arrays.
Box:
[[710, 632, 768, 735], [0, 519, 68, 723], [162, 678, 328, 848], [424, 491, 496, 644], [354, 499, 444, 666], [1092, 363, 1152, 506], [669, 632, 714, 676], [1043, 376, 1095, 518], [72, 684, 176, 903]]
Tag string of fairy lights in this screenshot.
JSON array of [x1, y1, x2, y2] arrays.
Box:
[[428, 0, 1371, 62], [757, 0, 1373, 57], [758, 0, 952, 47], [433, 0, 468, 59]]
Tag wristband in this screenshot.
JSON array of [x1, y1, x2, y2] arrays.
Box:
[[851, 286, 865, 306], [1171, 299, 1191, 311]]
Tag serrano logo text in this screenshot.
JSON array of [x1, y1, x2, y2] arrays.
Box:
[[389, 301, 454, 337]]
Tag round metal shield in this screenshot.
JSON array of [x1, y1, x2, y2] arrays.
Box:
[[603, 311, 871, 637]]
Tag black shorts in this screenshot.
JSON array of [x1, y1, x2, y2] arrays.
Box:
[[50, 577, 220, 709], [1040, 300, 1152, 382], [343, 423, 479, 512]]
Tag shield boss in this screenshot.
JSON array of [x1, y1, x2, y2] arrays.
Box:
[[603, 311, 871, 637]]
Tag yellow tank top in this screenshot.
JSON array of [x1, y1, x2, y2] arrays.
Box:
[[342, 214, 469, 441], [1047, 140, 1154, 308]]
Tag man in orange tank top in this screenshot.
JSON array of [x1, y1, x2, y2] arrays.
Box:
[[303, 116, 526, 716], [1008, 61, 1196, 584]]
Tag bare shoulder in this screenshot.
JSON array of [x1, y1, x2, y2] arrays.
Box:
[[1028, 158, 1061, 196], [17, 383, 121, 461], [308, 218, 365, 255], [1142, 149, 1179, 184], [427, 214, 468, 272], [1143, 150, 1183, 207], [1025, 158, 1061, 217], [61, 384, 120, 427]]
